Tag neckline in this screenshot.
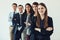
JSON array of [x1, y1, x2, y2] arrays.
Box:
[[40, 18, 44, 21]]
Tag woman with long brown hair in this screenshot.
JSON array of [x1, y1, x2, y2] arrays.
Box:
[[30, 3, 54, 40], [21, 3, 34, 40]]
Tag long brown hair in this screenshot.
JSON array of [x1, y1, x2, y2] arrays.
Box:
[[36, 3, 48, 28]]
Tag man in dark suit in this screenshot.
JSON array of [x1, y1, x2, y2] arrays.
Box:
[[13, 5, 24, 40]]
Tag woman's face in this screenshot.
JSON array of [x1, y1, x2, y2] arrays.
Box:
[[38, 5, 46, 15], [25, 5, 30, 12], [32, 5, 38, 12]]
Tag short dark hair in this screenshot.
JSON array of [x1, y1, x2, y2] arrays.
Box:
[[12, 3, 17, 7], [32, 2, 38, 6], [18, 5, 23, 8]]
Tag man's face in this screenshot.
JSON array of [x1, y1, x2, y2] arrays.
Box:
[[12, 5, 17, 11], [32, 5, 38, 12], [18, 6, 23, 13]]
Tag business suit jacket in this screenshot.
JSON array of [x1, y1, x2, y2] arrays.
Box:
[[22, 13, 33, 28], [30, 16, 54, 40], [12, 13, 26, 40], [12, 13, 24, 34]]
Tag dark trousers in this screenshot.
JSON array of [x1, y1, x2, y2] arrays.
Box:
[[35, 35, 50, 40], [30, 34, 35, 40], [15, 30, 21, 40]]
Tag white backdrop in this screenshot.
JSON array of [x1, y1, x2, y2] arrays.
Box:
[[0, 0, 60, 40]]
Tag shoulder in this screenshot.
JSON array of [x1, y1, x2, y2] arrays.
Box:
[[9, 12, 14, 16], [48, 16, 53, 23], [48, 16, 53, 27], [22, 13, 27, 17], [9, 12, 13, 14], [48, 16, 53, 20], [31, 13, 34, 16], [31, 16, 37, 22]]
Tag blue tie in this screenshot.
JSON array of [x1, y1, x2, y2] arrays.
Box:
[[13, 12, 15, 17]]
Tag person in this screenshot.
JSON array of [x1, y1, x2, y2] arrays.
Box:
[[21, 3, 34, 40], [31, 3, 54, 40], [8, 3, 17, 40], [30, 2, 38, 40], [32, 2, 38, 17], [14, 5, 24, 40]]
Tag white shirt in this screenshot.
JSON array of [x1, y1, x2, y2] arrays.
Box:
[[8, 11, 17, 26]]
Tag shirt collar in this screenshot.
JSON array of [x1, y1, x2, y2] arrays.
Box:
[[12, 11, 17, 14], [14, 11, 17, 14]]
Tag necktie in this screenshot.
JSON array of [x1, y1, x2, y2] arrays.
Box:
[[20, 14, 22, 26], [13, 12, 15, 17]]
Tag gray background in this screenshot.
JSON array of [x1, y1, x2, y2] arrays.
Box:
[[0, 0, 60, 40]]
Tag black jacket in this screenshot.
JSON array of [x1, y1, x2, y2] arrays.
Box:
[[12, 13, 24, 34], [22, 13, 34, 28], [30, 16, 54, 40]]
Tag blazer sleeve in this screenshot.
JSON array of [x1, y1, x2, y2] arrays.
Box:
[[41, 17, 54, 36], [30, 16, 36, 34]]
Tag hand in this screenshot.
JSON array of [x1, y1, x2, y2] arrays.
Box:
[[24, 22, 31, 26], [46, 27, 53, 31], [18, 27, 22, 31], [35, 28, 41, 32]]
